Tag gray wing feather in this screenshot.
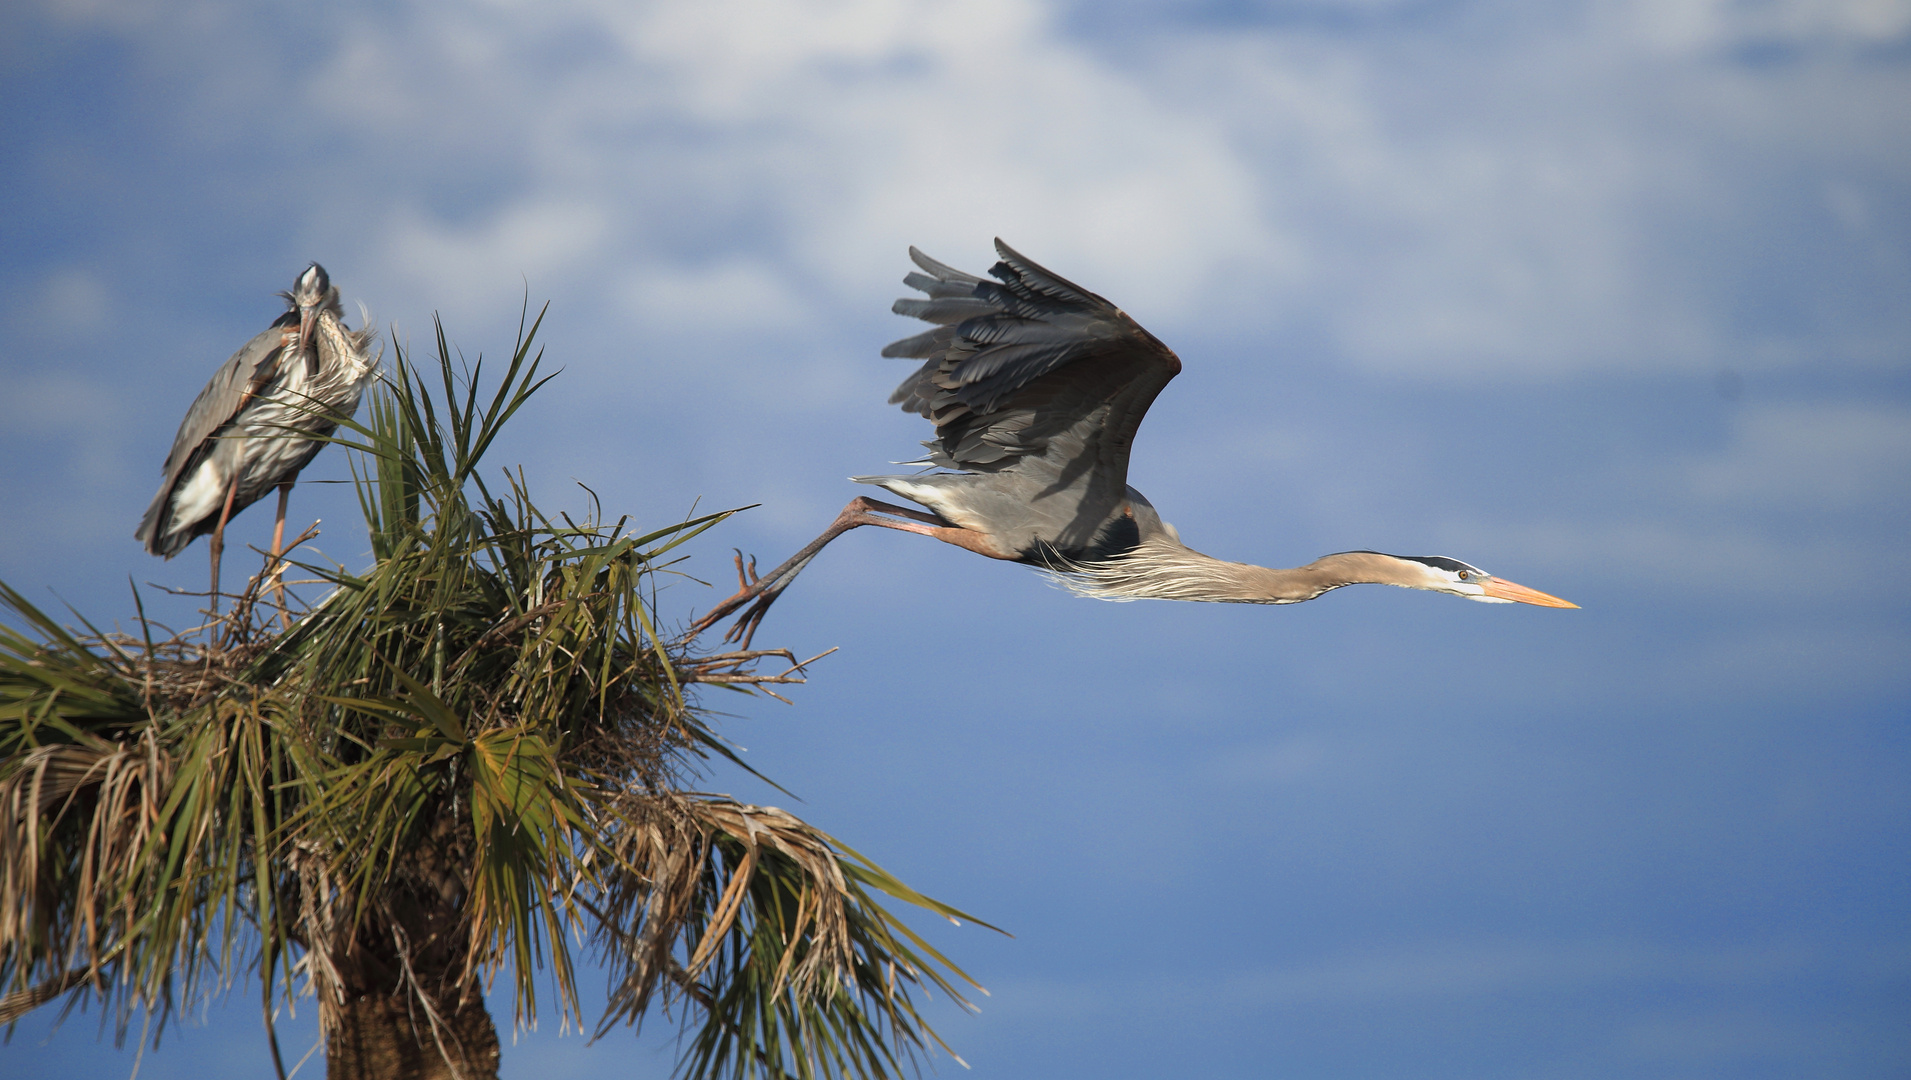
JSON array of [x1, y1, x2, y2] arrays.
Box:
[[160, 320, 292, 474], [901, 271, 979, 299], [889, 296, 999, 325], [882, 239, 1181, 477], [903, 248, 983, 291]]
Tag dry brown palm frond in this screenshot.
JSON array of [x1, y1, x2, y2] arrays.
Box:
[[584, 790, 991, 1079], [0, 620, 290, 1046]]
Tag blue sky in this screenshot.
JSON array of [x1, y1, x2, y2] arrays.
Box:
[[2, 0, 1907, 1077]]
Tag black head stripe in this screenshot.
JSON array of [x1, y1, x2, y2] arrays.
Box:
[[1400, 554, 1486, 576], [1334, 551, 1487, 576]]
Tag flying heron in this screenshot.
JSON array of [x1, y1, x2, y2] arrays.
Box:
[[694, 240, 1575, 646], [135, 263, 377, 608]]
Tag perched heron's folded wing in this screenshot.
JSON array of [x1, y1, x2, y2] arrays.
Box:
[[136, 320, 297, 554]]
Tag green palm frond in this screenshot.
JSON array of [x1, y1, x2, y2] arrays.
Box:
[[0, 309, 991, 1079]]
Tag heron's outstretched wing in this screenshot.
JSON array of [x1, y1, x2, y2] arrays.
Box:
[[134, 313, 295, 552], [883, 240, 1180, 482]]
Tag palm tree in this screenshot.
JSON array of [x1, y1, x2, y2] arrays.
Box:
[[0, 311, 987, 1080]]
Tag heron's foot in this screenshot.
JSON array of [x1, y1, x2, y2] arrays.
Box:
[[720, 571, 802, 650], [685, 550, 773, 644], [686, 564, 796, 650], [711, 551, 808, 650], [732, 550, 759, 592]]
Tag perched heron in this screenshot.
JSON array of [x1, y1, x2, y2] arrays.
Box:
[[695, 240, 1575, 646], [135, 263, 377, 608]]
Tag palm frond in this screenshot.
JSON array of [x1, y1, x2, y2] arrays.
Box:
[[589, 792, 992, 1080]]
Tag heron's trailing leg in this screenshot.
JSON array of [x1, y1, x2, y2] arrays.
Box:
[[207, 473, 241, 614], [688, 496, 977, 649]]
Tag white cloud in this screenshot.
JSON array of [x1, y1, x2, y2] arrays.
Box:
[[28, 268, 113, 340], [613, 257, 813, 340], [378, 200, 612, 322], [0, 375, 139, 555], [1132, 6, 1910, 376], [1687, 402, 1911, 510], [1623, 0, 1911, 54], [38, 0, 1900, 382], [1420, 400, 1910, 606], [289, 0, 1274, 339]]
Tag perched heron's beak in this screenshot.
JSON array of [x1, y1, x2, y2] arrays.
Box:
[[296, 305, 320, 359], [1480, 577, 1579, 608]]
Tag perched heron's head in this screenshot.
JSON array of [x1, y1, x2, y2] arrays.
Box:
[[1388, 553, 1579, 607], [283, 263, 338, 356], [290, 263, 330, 304]]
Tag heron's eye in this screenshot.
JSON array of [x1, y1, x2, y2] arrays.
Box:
[[1457, 571, 1470, 581]]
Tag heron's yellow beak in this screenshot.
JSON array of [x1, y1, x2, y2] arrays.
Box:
[[1481, 577, 1579, 608], [297, 306, 319, 358]]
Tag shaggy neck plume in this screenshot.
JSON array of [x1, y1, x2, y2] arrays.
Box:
[[1052, 540, 1413, 604]]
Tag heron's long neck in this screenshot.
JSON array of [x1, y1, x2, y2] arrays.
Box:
[[312, 314, 376, 385], [1057, 540, 1416, 604]]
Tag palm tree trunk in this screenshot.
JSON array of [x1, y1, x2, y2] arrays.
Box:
[[326, 981, 500, 1080], [325, 818, 498, 1080]]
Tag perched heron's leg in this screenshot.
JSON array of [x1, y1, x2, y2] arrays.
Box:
[[269, 480, 294, 628], [208, 473, 241, 614], [687, 496, 991, 649]]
